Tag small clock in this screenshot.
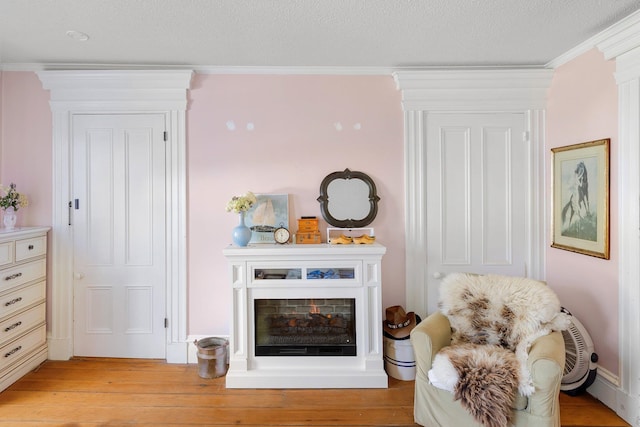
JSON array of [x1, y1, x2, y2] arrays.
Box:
[[274, 225, 290, 244]]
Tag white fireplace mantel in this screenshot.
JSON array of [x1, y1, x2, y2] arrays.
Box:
[[223, 243, 387, 388]]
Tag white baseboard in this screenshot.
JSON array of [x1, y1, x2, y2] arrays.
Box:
[[589, 372, 619, 410], [165, 341, 189, 364], [48, 335, 193, 364], [47, 337, 72, 360], [588, 370, 639, 426]]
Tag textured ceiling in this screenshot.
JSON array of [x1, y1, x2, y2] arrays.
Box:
[[1, 0, 639, 70]]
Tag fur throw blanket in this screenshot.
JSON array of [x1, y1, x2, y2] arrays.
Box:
[[428, 273, 570, 427]]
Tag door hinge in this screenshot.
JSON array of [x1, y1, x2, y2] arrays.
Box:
[[163, 131, 168, 141], [522, 131, 530, 142], [164, 318, 168, 328]]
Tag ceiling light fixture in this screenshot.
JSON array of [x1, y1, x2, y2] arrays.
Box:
[[66, 30, 90, 41]]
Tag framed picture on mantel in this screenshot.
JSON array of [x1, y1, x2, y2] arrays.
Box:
[[551, 138, 610, 259], [245, 194, 289, 244]]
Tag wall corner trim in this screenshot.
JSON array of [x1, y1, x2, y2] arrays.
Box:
[[594, 17, 640, 426]]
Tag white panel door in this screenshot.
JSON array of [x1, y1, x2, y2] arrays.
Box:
[[426, 113, 528, 313], [72, 114, 167, 358]]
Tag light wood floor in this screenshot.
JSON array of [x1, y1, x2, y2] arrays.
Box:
[[0, 358, 629, 426]]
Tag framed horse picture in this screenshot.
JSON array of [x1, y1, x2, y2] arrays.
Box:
[[551, 139, 610, 259]]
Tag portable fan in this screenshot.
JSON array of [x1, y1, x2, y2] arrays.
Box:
[[560, 307, 598, 396]]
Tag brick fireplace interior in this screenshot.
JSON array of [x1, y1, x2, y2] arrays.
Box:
[[254, 297, 356, 356]]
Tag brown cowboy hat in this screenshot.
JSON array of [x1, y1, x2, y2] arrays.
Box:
[[383, 305, 418, 340]]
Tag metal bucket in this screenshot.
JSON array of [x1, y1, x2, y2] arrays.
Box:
[[194, 337, 228, 379]]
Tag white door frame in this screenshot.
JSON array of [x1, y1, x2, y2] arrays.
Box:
[[38, 70, 193, 363], [393, 69, 553, 317]]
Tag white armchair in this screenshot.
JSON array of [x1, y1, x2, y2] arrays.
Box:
[[410, 273, 567, 427]]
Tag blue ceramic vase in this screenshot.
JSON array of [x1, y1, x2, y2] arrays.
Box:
[[232, 211, 252, 247]]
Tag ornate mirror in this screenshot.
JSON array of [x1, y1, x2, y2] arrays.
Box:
[[317, 168, 380, 228]]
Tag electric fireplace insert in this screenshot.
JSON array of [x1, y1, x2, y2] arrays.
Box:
[[255, 298, 356, 356]]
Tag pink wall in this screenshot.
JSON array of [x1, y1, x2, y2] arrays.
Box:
[[4, 64, 620, 376], [0, 71, 406, 338], [546, 48, 619, 375], [0, 72, 52, 227], [0, 73, 3, 157], [187, 74, 405, 334]]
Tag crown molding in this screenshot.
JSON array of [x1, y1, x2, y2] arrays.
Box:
[[37, 69, 193, 90], [193, 65, 394, 75], [546, 9, 640, 69], [597, 9, 640, 60], [1, 63, 193, 72], [37, 70, 193, 111], [393, 68, 553, 111], [591, 9, 640, 83], [3, 62, 394, 75], [545, 36, 607, 69], [4, 63, 554, 77]]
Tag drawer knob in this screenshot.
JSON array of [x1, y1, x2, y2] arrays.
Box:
[[4, 321, 22, 332], [4, 272, 22, 281], [4, 297, 22, 306], [28, 244, 34, 250], [4, 345, 22, 358]]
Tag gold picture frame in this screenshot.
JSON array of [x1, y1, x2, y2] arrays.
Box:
[[551, 138, 610, 259]]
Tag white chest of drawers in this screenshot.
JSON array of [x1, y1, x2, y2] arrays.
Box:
[[0, 227, 49, 393]]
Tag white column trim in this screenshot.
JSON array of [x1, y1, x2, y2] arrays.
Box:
[[402, 110, 428, 315], [394, 69, 552, 316], [525, 109, 547, 281], [37, 70, 193, 363], [597, 18, 640, 427]]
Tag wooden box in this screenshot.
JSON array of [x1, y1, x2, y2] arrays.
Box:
[[296, 231, 322, 244], [297, 217, 319, 233]]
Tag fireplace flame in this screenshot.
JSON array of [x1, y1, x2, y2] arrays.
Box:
[[309, 300, 320, 314]]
